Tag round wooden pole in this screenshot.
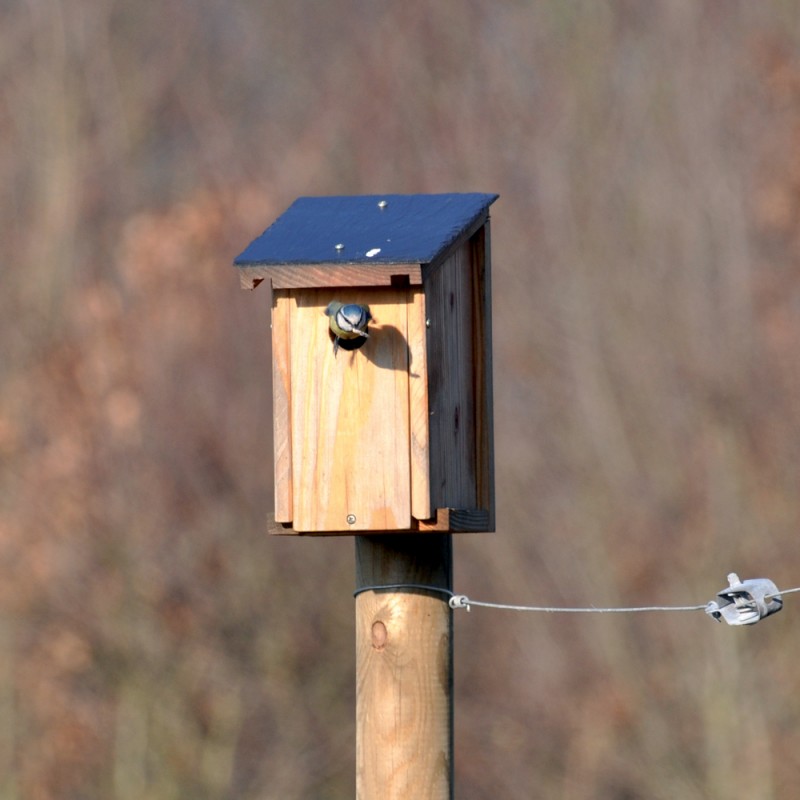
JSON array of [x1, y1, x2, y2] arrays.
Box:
[[355, 534, 453, 800]]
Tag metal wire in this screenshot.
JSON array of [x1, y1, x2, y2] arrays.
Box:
[[451, 598, 707, 613], [769, 586, 800, 599], [354, 583, 800, 614]]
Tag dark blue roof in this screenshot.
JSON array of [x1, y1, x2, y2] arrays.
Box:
[[234, 193, 498, 266]]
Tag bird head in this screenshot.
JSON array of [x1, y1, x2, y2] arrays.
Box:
[[324, 301, 372, 355], [325, 302, 372, 338]]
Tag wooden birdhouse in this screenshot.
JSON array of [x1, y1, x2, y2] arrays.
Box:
[[234, 193, 497, 535]]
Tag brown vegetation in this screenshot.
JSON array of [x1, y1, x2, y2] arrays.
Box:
[[3, 1, 800, 797]]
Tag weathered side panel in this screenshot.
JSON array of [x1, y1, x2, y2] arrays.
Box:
[[425, 241, 479, 514], [471, 223, 496, 531], [424, 225, 495, 530]]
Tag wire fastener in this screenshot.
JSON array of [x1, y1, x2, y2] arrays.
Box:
[[705, 573, 783, 626]]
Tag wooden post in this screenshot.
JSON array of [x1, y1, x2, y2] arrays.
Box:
[[355, 534, 453, 800]]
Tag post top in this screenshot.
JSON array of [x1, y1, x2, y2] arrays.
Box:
[[234, 192, 498, 268]]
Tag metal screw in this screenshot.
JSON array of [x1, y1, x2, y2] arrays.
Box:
[[335, 243, 344, 252], [346, 514, 356, 525], [425, 318, 431, 328], [377, 200, 388, 209]]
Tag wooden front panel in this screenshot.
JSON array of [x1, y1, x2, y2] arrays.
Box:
[[278, 287, 425, 532]]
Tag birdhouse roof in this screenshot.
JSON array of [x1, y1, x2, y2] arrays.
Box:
[[234, 193, 498, 280]]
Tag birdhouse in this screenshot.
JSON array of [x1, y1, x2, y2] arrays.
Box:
[[234, 193, 497, 535]]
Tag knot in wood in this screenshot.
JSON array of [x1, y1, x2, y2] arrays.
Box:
[[371, 620, 387, 651]]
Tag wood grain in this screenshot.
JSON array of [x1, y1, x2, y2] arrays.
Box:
[[421, 225, 495, 532], [271, 291, 293, 521], [290, 288, 412, 531], [425, 241, 478, 513], [355, 535, 453, 800], [269, 508, 490, 535], [408, 289, 431, 521], [471, 223, 496, 530], [239, 263, 423, 290], [416, 507, 490, 532]]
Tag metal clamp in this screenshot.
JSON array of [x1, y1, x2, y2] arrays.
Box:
[[449, 595, 471, 612], [705, 573, 783, 626]]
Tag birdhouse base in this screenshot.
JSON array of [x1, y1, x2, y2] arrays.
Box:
[[267, 507, 492, 536]]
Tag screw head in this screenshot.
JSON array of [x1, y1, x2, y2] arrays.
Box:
[[377, 200, 388, 209], [346, 514, 356, 525], [335, 243, 344, 252]]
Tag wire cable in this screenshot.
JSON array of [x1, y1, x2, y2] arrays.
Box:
[[354, 582, 800, 617], [448, 597, 707, 613]]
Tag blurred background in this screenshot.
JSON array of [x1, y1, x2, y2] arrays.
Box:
[[2, 0, 800, 797]]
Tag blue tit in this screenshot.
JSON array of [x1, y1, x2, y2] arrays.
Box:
[[324, 301, 372, 355]]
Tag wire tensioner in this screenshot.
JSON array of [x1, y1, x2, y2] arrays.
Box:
[[705, 573, 783, 626]]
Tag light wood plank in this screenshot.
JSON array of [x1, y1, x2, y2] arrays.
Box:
[[271, 291, 293, 522], [291, 289, 412, 531], [238, 263, 423, 290], [408, 290, 431, 521]]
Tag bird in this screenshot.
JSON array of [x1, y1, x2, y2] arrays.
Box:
[[324, 301, 372, 355]]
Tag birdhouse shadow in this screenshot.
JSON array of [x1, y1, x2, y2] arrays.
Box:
[[362, 325, 419, 377]]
